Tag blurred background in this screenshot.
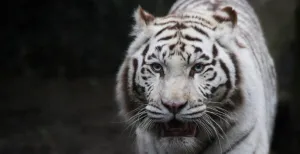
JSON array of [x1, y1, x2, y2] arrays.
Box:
[[0, 0, 299, 153]]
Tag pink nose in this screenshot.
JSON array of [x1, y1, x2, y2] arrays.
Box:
[[162, 101, 187, 113]]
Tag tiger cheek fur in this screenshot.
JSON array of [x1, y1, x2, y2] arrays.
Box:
[[115, 1, 277, 154]]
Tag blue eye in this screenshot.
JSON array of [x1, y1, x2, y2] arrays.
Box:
[[193, 63, 203, 73], [151, 63, 163, 73]]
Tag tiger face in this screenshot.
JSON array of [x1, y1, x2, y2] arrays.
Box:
[[117, 6, 242, 151]]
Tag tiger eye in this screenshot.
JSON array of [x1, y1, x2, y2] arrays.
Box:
[[192, 63, 203, 73], [150, 63, 163, 73]]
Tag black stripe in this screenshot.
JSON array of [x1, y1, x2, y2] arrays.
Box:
[[158, 35, 174, 42], [207, 72, 217, 81], [155, 46, 162, 52], [141, 76, 148, 80], [147, 53, 157, 60], [217, 42, 242, 104], [203, 68, 213, 74], [132, 38, 149, 56], [200, 54, 210, 60], [138, 113, 148, 122], [193, 26, 209, 38], [142, 44, 150, 65], [179, 52, 186, 61], [141, 68, 146, 74], [157, 22, 188, 31], [169, 51, 176, 57], [212, 44, 218, 58], [184, 20, 203, 25], [147, 85, 153, 92], [162, 52, 167, 59], [146, 87, 153, 98], [169, 44, 176, 50], [146, 68, 155, 76], [137, 85, 145, 93], [194, 46, 203, 53], [132, 59, 145, 101], [215, 41, 243, 108], [183, 15, 214, 25], [219, 60, 232, 100], [211, 59, 216, 66], [155, 26, 170, 37], [142, 44, 149, 56], [184, 35, 202, 42], [229, 53, 240, 85], [187, 53, 191, 64], [132, 59, 138, 92], [180, 43, 186, 51], [198, 87, 208, 98], [203, 92, 209, 98], [222, 123, 256, 154], [184, 21, 215, 30], [172, 23, 188, 29]]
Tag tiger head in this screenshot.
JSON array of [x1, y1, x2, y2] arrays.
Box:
[[116, 6, 244, 151]]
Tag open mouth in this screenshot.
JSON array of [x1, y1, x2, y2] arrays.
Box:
[[159, 119, 197, 137]]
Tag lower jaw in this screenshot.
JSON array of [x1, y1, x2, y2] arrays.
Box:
[[157, 136, 200, 152]]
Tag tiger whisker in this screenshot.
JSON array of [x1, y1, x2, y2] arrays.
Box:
[[206, 110, 231, 126], [203, 114, 224, 153], [206, 114, 228, 141], [206, 107, 228, 116]]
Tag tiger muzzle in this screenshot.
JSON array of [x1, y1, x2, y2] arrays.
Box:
[[159, 119, 197, 137]]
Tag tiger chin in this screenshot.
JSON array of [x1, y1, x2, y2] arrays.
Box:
[[115, 0, 277, 154]]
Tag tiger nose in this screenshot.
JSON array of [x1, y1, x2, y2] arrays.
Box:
[[162, 101, 187, 114]]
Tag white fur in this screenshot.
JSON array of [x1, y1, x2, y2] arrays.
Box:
[[116, 0, 277, 153]]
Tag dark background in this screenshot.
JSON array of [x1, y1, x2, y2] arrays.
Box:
[[0, 0, 299, 154]]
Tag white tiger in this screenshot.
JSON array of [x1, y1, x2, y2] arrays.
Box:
[[115, 0, 277, 153]]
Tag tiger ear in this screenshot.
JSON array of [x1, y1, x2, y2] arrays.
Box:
[[213, 6, 237, 28], [131, 6, 155, 36], [213, 6, 243, 48]]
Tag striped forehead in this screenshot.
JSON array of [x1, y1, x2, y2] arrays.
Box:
[[144, 37, 215, 68], [153, 12, 218, 30], [146, 14, 218, 58], [151, 13, 218, 46]]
